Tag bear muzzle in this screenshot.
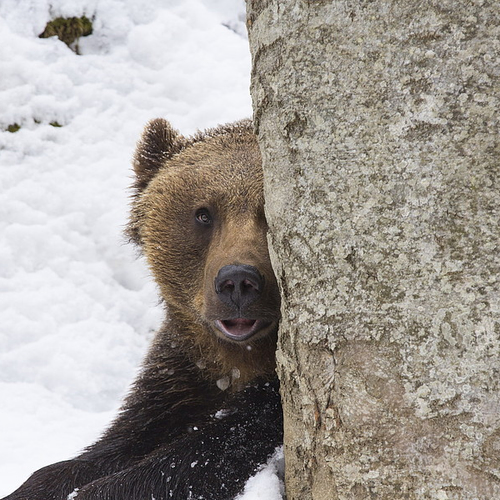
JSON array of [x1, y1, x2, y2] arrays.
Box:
[[211, 264, 276, 341]]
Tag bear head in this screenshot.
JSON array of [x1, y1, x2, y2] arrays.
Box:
[[127, 119, 281, 385]]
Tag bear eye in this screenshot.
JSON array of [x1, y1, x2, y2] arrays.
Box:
[[195, 208, 212, 226]]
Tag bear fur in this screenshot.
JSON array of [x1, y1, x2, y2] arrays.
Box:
[[3, 119, 283, 500]]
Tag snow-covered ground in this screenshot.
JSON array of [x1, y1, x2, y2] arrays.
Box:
[[0, 1, 283, 498]]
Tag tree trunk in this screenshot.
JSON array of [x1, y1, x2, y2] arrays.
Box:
[[246, 1, 500, 499]]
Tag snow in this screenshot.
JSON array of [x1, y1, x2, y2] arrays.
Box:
[[0, 1, 283, 498], [236, 448, 285, 500]]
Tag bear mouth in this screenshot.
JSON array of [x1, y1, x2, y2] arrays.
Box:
[[215, 318, 271, 341]]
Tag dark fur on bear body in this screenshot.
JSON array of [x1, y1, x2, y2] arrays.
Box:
[[3, 119, 283, 500]]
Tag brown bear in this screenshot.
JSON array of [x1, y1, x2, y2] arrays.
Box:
[[3, 119, 282, 500]]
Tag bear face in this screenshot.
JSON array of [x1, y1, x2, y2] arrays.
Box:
[[129, 119, 281, 385]]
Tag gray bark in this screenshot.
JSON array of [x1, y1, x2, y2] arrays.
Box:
[[246, 1, 500, 499]]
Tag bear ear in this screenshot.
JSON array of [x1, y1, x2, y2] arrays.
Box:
[[132, 118, 186, 193], [128, 118, 187, 247]]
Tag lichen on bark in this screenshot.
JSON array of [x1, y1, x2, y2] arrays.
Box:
[[247, 1, 500, 498]]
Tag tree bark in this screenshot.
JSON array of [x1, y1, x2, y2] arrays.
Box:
[[246, 1, 500, 499]]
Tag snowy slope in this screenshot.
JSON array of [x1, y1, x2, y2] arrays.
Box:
[[0, 1, 283, 498]]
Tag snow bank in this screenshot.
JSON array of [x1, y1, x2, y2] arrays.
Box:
[[0, 1, 283, 498]]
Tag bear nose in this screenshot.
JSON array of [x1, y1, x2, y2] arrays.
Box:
[[214, 264, 264, 311]]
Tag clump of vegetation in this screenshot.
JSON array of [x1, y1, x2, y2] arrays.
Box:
[[7, 123, 21, 133], [39, 16, 93, 54], [4, 121, 64, 133]]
